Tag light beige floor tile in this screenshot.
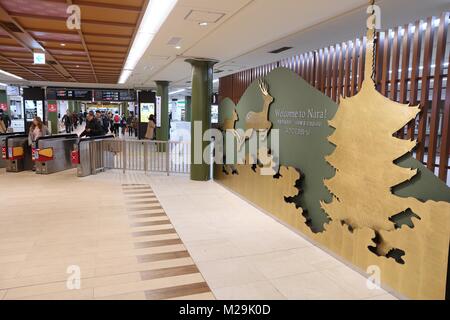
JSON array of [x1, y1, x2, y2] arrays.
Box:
[[168, 292, 216, 300], [367, 293, 399, 300], [96, 291, 147, 300], [214, 281, 285, 300], [0, 290, 6, 300], [270, 271, 355, 300], [321, 265, 389, 299], [94, 273, 205, 298], [14, 288, 94, 300], [196, 258, 266, 289]]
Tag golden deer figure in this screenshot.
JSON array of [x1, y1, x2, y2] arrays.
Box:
[[245, 79, 274, 132], [235, 79, 274, 151]]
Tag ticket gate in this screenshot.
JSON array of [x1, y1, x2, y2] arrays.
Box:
[[34, 134, 79, 174], [72, 135, 114, 177], [1, 133, 25, 168], [3, 134, 34, 172]]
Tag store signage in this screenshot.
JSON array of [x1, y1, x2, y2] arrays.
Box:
[[1, 146, 6, 159], [48, 103, 57, 113], [33, 52, 46, 65], [0, 103, 7, 111], [71, 150, 80, 164], [156, 96, 162, 128]]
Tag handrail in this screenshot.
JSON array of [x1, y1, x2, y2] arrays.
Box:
[[78, 135, 115, 146], [36, 134, 79, 144], [0, 132, 25, 137]]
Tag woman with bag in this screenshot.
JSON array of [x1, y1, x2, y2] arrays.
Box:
[[145, 114, 156, 140]]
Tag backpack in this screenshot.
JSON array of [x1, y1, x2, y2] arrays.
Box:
[[114, 115, 120, 123]]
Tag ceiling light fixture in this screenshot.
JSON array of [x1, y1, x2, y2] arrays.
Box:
[[61, 43, 66, 47], [0, 69, 24, 80], [119, 0, 178, 84], [175, 45, 181, 50], [199, 22, 208, 26], [169, 88, 185, 95]]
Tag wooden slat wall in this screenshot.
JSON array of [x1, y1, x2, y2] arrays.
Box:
[[219, 13, 450, 182]]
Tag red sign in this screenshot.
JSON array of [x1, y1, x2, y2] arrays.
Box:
[[48, 103, 57, 113], [0, 103, 7, 112], [1, 146, 6, 159], [71, 150, 80, 165]]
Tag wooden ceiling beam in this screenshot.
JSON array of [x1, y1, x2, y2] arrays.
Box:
[[0, 53, 48, 80], [66, 0, 98, 83], [0, 3, 79, 82], [9, 12, 136, 28]]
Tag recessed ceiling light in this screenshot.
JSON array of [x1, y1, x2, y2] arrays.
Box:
[[76, 65, 80, 68], [60, 43, 66, 47], [199, 22, 208, 26], [175, 46, 181, 50]]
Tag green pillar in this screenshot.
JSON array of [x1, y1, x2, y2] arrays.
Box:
[[68, 100, 74, 113], [185, 96, 192, 122], [186, 59, 217, 181], [47, 100, 58, 134], [155, 81, 170, 142], [0, 90, 8, 115]]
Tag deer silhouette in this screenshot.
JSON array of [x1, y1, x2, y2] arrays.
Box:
[[245, 79, 274, 131]]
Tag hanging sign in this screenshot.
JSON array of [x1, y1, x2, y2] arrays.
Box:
[[156, 96, 162, 128]]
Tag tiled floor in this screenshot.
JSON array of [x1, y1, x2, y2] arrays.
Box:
[[0, 168, 398, 300]]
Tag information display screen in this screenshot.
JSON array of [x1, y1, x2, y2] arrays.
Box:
[[47, 88, 92, 101], [6, 86, 20, 96], [140, 103, 155, 123]]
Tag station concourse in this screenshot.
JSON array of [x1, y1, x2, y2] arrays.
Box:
[[0, 0, 449, 303]]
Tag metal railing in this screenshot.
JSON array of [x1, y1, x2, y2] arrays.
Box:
[[82, 139, 190, 176]]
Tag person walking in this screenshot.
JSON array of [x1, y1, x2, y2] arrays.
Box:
[[28, 117, 50, 171], [145, 114, 156, 140], [126, 112, 134, 137], [61, 111, 73, 133], [113, 112, 121, 136], [0, 114, 6, 133], [120, 113, 127, 136], [0, 109, 11, 131], [80, 111, 104, 138]]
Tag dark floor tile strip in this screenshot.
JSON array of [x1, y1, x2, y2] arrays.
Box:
[[131, 220, 171, 228], [145, 282, 211, 300], [137, 251, 190, 263], [129, 213, 167, 219], [127, 206, 163, 212], [132, 229, 177, 237], [126, 200, 160, 206], [126, 196, 158, 200], [140, 265, 199, 281], [134, 239, 182, 249]]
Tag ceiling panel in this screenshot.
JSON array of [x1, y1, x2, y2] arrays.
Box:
[[0, 0, 147, 84]]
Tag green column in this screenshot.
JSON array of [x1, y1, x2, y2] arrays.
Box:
[[47, 100, 58, 134], [186, 59, 217, 181], [68, 100, 74, 113], [185, 95, 192, 122], [0, 90, 8, 114], [155, 81, 170, 142]]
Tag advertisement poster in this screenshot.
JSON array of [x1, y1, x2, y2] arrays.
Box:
[[140, 103, 155, 123], [0, 103, 7, 112], [25, 100, 44, 122], [48, 103, 57, 113], [156, 96, 161, 127]]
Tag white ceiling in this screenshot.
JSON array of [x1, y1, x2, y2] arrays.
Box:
[[5, 0, 450, 95], [135, 0, 450, 96]]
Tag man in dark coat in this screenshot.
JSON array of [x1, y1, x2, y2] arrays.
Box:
[[80, 112, 104, 137]]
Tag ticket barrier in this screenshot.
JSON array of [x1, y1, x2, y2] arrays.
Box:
[[34, 134, 79, 174], [71, 135, 115, 177], [1, 133, 25, 168], [3, 134, 33, 172]]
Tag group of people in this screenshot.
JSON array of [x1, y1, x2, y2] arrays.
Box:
[[0, 109, 11, 134], [80, 110, 139, 138], [61, 111, 85, 134]]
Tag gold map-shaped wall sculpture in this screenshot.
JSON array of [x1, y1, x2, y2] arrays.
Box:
[[216, 27, 450, 299]]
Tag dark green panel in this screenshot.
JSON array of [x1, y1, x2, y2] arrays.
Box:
[[219, 67, 450, 231]]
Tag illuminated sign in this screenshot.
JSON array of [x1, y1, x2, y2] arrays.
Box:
[[33, 52, 46, 65]]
